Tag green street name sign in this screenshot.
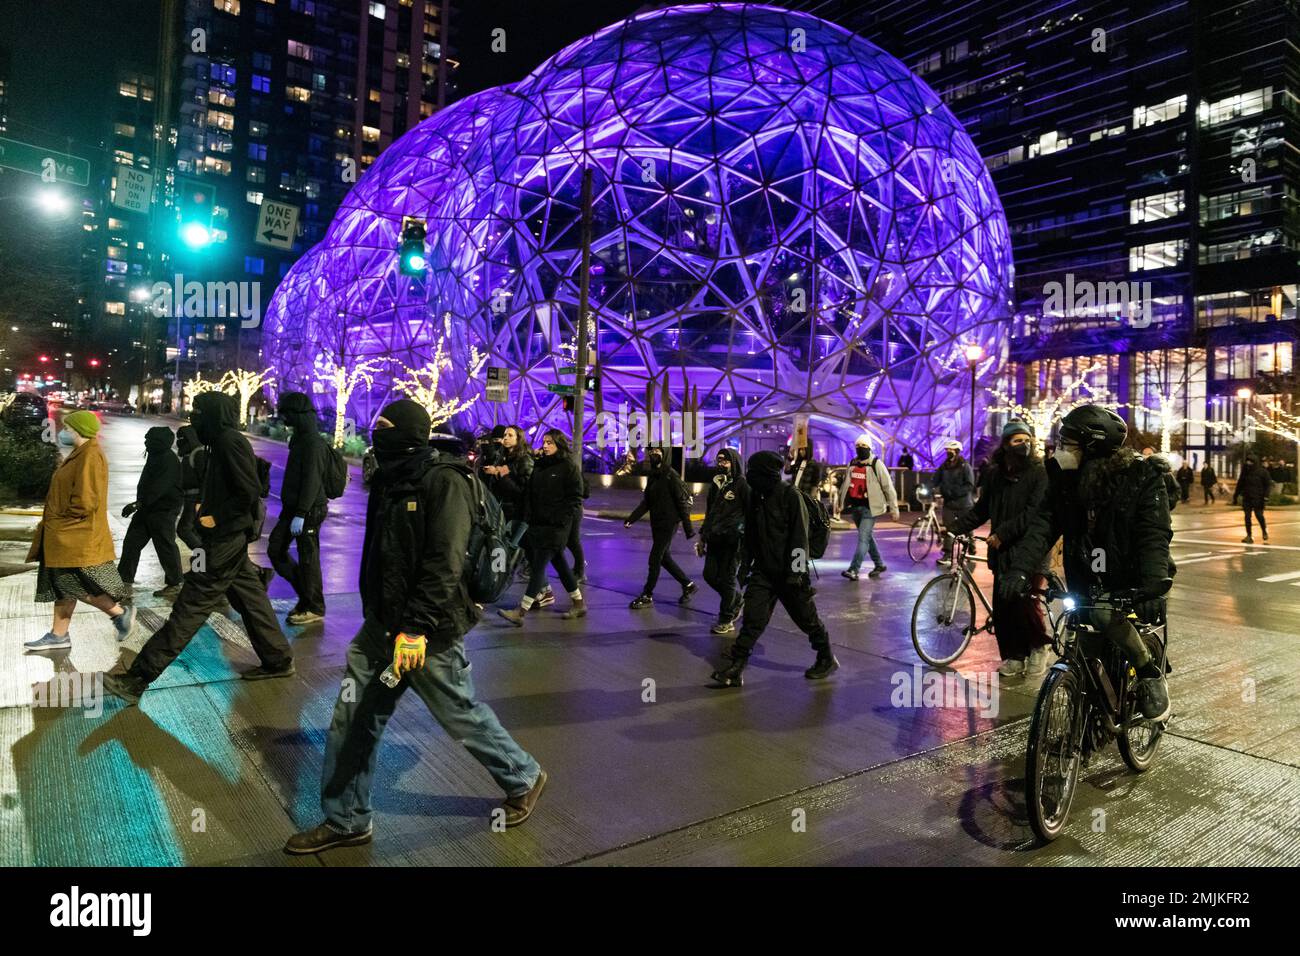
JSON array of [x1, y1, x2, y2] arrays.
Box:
[[0, 136, 90, 186], [546, 383, 575, 395]]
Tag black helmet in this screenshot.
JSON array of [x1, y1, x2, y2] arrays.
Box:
[[1059, 404, 1127, 459]]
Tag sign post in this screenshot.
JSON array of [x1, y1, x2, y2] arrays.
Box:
[[485, 366, 510, 403]]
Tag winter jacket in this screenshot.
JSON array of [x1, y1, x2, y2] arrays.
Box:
[[359, 449, 478, 649], [136, 426, 182, 513], [1146, 453, 1180, 512], [628, 464, 694, 537], [482, 448, 533, 523], [192, 391, 262, 542], [1200, 465, 1217, 488], [741, 480, 810, 582], [523, 452, 583, 550], [836, 453, 898, 517], [950, 457, 1049, 575], [1176, 465, 1194, 488], [28, 438, 116, 568], [699, 448, 748, 543], [1234, 464, 1273, 504], [932, 456, 976, 509], [281, 421, 329, 518], [1011, 452, 1175, 596], [785, 456, 824, 497]]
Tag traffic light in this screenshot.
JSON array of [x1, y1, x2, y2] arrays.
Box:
[[178, 179, 215, 248], [584, 372, 599, 392], [399, 216, 427, 275], [563, 394, 574, 413]]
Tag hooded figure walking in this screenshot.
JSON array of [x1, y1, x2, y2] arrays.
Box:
[[104, 391, 294, 704], [269, 392, 331, 624], [710, 451, 837, 688], [696, 447, 749, 634], [117, 425, 185, 600], [625, 446, 698, 609]]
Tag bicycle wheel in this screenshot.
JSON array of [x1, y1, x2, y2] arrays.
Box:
[[911, 573, 976, 665], [908, 517, 936, 562], [1118, 631, 1167, 772], [1025, 665, 1083, 842]]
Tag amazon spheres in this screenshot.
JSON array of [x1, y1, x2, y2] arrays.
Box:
[[262, 3, 1014, 463]]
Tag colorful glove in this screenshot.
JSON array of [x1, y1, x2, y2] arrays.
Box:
[[290, 516, 305, 536], [392, 632, 427, 678]]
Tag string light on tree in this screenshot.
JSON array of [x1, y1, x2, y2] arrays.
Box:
[[182, 374, 224, 411], [219, 367, 275, 428], [989, 361, 1116, 452], [315, 354, 389, 449], [392, 334, 487, 428]]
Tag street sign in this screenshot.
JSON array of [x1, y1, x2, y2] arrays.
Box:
[[485, 365, 510, 403], [557, 365, 577, 374], [112, 164, 153, 214], [0, 136, 90, 186], [255, 199, 300, 249], [546, 383, 575, 395]]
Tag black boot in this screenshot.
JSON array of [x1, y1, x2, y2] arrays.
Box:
[[710, 657, 745, 687], [805, 648, 840, 680]]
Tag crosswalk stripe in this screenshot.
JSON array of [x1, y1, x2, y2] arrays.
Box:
[[1176, 551, 1264, 565], [1258, 570, 1300, 583]]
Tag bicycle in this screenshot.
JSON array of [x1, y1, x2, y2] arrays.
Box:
[[907, 485, 942, 562], [1024, 579, 1172, 843]]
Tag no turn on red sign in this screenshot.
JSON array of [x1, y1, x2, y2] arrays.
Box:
[[255, 200, 300, 249]]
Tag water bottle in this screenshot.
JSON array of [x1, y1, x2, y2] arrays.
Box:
[[379, 665, 401, 689]]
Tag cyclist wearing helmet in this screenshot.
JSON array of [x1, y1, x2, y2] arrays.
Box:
[[932, 439, 976, 565], [1001, 404, 1175, 720]]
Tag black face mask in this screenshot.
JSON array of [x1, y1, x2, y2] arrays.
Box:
[[1010, 444, 1030, 459]]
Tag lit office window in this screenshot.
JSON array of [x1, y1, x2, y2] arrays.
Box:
[[213, 0, 240, 13], [286, 85, 312, 103], [1132, 94, 1187, 129], [287, 40, 314, 60], [1199, 88, 1273, 127], [369, 2, 386, 19], [1201, 187, 1271, 222], [1129, 239, 1186, 271], [1130, 191, 1184, 224]]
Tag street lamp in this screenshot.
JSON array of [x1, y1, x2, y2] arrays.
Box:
[[34, 189, 72, 216], [963, 343, 985, 455]]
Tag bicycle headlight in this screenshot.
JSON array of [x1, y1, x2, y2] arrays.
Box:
[[1062, 597, 1076, 611]]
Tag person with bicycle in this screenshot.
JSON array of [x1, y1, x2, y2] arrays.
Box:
[[948, 421, 1052, 677], [1000, 405, 1174, 721], [933, 439, 975, 565]]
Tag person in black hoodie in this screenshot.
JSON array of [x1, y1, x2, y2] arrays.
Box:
[[269, 392, 330, 625], [1200, 462, 1218, 505], [710, 450, 837, 687], [117, 426, 185, 600], [625, 446, 697, 609], [949, 421, 1052, 678], [174, 424, 205, 550], [1233, 454, 1273, 543], [286, 399, 546, 854], [696, 447, 748, 633], [104, 391, 294, 705], [498, 428, 585, 625]]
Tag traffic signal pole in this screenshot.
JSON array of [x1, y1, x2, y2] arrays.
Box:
[[572, 167, 594, 470]]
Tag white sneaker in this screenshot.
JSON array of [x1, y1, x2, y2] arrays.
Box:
[[1024, 646, 1053, 676], [997, 657, 1025, 677]]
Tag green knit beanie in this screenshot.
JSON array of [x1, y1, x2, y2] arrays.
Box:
[[64, 410, 101, 438]]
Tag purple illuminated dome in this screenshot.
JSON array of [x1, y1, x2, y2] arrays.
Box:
[[263, 3, 1013, 459]]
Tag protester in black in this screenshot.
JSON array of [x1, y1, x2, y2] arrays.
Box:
[[268, 392, 330, 625], [1200, 462, 1217, 505], [175, 424, 204, 550], [785, 443, 824, 498], [499, 429, 585, 624], [285, 399, 546, 854], [949, 421, 1051, 677], [710, 450, 836, 687], [117, 426, 185, 600], [104, 392, 294, 704], [697, 447, 748, 634], [1176, 461, 1194, 504], [1234, 455, 1272, 543], [626, 446, 697, 609]]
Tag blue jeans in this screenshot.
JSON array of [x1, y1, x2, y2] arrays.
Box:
[[847, 505, 881, 571], [320, 618, 541, 833]]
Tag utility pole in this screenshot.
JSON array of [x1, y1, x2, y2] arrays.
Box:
[[572, 167, 594, 470]]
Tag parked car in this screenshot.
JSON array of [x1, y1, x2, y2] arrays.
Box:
[[2, 391, 49, 431]]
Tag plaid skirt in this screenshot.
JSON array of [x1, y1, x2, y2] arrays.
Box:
[[34, 561, 127, 604]]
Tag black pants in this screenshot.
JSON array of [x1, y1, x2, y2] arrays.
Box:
[[703, 536, 742, 621], [128, 532, 293, 685], [525, 541, 578, 598], [1178, 481, 1192, 503], [730, 570, 829, 660], [176, 495, 201, 549], [1202, 484, 1215, 505], [644, 529, 690, 595], [1242, 499, 1267, 537], [990, 569, 1050, 660], [118, 506, 184, 587], [567, 511, 585, 578], [267, 511, 326, 614]]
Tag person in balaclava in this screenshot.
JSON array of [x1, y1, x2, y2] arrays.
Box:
[[104, 391, 294, 705], [269, 392, 331, 625], [1003, 404, 1175, 720], [1233, 453, 1273, 544], [710, 450, 837, 687], [625, 445, 697, 609], [117, 425, 185, 600], [696, 447, 749, 633], [286, 399, 547, 854], [175, 424, 205, 550], [949, 421, 1052, 677]]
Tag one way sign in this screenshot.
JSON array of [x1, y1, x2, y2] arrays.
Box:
[[255, 200, 300, 250]]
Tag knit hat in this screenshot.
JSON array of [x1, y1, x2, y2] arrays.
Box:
[[1001, 420, 1032, 440], [489, 424, 507, 440], [375, 399, 431, 446], [64, 410, 100, 438]]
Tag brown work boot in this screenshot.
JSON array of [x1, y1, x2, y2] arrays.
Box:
[[500, 769, 548, 827], [283, 822, 373, 855], [561, 597, 587, 619], [498, 606, 526, 627]]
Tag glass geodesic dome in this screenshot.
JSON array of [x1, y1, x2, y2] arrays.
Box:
[[263, 3, 1014, 460]]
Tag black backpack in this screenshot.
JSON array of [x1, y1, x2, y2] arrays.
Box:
[[795, 487, 830, 560], [255, 456, 272, 498], [436, 461, 526, 604], [324, 442, 350, 499]]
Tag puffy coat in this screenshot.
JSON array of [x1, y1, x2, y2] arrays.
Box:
[[524, 452, 584, 550], [950, 456, 1049, 575], [628, 464, 694, 537], [28, 438, 116, 568], [482, 448, 533, 522], [699, 448, 748, 542], [1234, 464, 1273, 504], [360, 449, 478, 649]]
